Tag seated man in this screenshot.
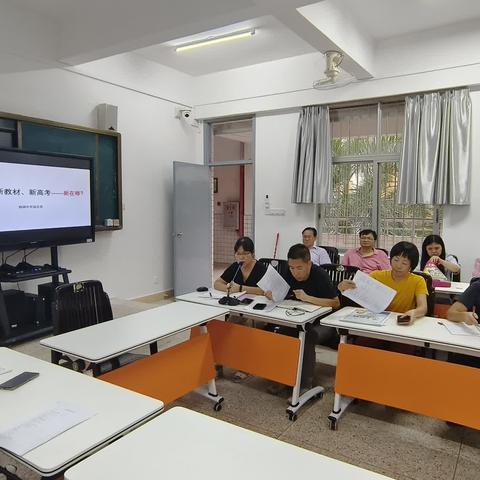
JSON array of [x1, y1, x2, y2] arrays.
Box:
[[302, 227, 331, 266], [339, 241, 428, 322], [269, 244, 339, 392], [447, 281, 479, 325], [342, 229, 390, 274]]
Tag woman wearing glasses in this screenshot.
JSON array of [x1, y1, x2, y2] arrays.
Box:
[[214, 236, 267, 295]]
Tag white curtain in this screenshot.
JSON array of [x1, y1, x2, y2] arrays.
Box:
[[398, 89, 471, 205], [292, 106, 332, 204]]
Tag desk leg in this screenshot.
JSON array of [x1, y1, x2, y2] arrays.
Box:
[[193, 325, 224, 412], [286, 327, 324, 421], [327, 334, 353, 430]]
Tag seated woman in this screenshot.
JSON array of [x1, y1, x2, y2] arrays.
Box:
[[342, 229, 390, 274], [214, 236, 267, 295], [339, 241, 428, 322], [420, 235, 460, 280]]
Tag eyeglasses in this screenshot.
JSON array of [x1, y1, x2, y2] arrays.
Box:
[[235, 251, 252, 257]]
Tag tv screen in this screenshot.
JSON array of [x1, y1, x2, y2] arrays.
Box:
[[0, 148, 95, 251]]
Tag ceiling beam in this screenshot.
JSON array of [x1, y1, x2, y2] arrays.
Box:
[[275, 2, 375, 80]]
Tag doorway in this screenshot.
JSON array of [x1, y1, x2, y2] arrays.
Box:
[[206, 118, 254, 283]]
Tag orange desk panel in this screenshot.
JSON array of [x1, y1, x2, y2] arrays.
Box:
[[335, 343, 480, 429], [100, 334, 216, 405], [207, 320, 300, 386]]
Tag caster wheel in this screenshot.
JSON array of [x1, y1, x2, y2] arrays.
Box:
[[213, 403, 222, 412], [328, 417, 338, 431], [72, 359, 86, 372], [287, 412, 298, 422]]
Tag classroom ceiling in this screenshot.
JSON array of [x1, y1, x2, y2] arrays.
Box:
[[4, 0, 480, 79]]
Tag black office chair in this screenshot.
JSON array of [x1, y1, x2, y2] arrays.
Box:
[[320, 264, 360, 308], [257, 258, 289, 277], [412, 271, 435, 317], [51, 280, 143, 374], [320, 264, 359, 289], [470, 277, 480, 285], [319, 246, 340, 264]]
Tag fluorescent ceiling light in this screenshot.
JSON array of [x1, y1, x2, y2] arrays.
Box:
[[175, 29, 255, 53]]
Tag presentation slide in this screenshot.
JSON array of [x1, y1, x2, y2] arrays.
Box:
[[0, 162, 91, 232]]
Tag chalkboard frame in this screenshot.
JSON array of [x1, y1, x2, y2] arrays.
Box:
[[0, 110, 122, 231]]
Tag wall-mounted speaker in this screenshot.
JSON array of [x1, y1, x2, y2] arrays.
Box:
[[97, 103, 118, 131]]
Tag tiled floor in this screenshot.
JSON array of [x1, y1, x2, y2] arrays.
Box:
[[10, 297, 480, 480]]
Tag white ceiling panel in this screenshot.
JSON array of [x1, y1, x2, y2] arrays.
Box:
[[135, 16, 316, 76]]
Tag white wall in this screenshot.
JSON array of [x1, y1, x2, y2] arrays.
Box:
[[254, 112, 315, 260], [196, 55, 480, 280], [0, 60, 198, 299]]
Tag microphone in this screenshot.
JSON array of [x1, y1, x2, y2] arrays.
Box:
[[219, 261, 243, 306]]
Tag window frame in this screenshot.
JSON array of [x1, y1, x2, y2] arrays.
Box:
[[321, 102, 441, 250]]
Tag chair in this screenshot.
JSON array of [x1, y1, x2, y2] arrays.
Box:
[[320, 264, 360, 308], [377, 247, 389, 256], [319, 246, 340, 264], [51, 280, 143, 374], [412, 271, 435, 317], [320, 264, 359, 289], [257, 258, 289, 277], [471, 277, 480, 285]]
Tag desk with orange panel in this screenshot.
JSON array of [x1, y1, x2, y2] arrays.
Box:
[[176, 292, 332, 421], [321, 307, 480, 430], [41, 301, 228, 410]]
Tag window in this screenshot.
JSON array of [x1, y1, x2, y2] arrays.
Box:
[[321, 102, 441, 251]]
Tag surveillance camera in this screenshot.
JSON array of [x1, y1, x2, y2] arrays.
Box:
[[182, 110, 191, 119]]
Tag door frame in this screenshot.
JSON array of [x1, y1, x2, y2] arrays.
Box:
[[203, 116, 256, 245]]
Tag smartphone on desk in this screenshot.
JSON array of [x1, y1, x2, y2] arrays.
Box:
[[397, 315, 411, 325], [0, 371, 39, 390], [252, 303, 267, 310], [240, 298, 254, 305]]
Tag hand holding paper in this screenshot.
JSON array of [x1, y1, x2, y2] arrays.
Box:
[[257, 265, 290, 302], [341, 270, 396, 313]]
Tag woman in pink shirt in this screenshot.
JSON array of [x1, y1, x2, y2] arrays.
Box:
[[342, 229, 390, 274]]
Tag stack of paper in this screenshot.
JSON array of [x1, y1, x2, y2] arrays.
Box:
[[0, 402, 95, 456], [438, 320, 480, 336]]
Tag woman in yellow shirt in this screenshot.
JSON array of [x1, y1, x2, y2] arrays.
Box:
[[339, 241, 428, 322]]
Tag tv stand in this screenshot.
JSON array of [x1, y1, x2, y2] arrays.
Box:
[[0, 246, 71, 346]]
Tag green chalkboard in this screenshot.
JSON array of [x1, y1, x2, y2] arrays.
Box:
[[0, 113, 122, 229]]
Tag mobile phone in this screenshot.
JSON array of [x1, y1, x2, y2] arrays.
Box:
[[0, 371, 39, 390], [397, 314, 411, 325], [240, 298, 254, 305], [252, 303, 267, 310]]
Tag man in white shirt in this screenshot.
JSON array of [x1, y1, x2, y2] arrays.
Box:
[[302, 227, 331, 266]]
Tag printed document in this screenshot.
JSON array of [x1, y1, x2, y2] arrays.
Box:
[[257, 265, 290, 302], [340, 308, 390, 326], [0, 401, 95, 456], [342, 270, 396, 313], [439, 320, 480, 336], [276, 299, 321, 313]]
